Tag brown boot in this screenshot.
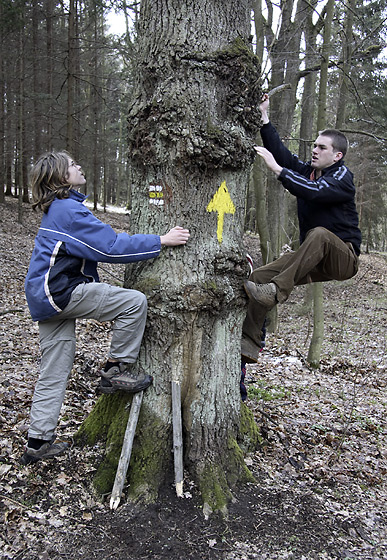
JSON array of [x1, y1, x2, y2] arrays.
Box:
[[244, 281, 277, 309]]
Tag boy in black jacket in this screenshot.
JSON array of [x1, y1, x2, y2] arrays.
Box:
[[242, 94, 361, 363]]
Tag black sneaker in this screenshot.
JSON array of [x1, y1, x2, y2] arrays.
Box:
[[99, 363, 153, 394], [20, 438, 69, 465]]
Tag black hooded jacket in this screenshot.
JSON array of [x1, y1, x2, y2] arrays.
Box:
[[261, 122, 362, 255]]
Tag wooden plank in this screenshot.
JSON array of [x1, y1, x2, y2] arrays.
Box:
[[109, 390, 144, 510], [171, 380, 184, 497]]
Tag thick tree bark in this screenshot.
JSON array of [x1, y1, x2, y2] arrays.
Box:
[[127, 0, 262, 513], [79, 0, 262, 513]]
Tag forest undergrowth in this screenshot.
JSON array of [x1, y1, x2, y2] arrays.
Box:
[[0, 198, 386, 560]]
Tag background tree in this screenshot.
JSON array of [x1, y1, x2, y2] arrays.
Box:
[[306, 0, 334, 368], [249, 0, 386, 350], [0, 0, 5, 204], [0, 0, 134, 207]]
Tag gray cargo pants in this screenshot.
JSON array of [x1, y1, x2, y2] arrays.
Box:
[[242, 227, 359, 362], [28, 282, 147, 440]]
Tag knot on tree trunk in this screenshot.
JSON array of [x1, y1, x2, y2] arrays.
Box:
[[127, 38, 261, 170], [126, 249, 248, 313], [132, 277, 247, 313]]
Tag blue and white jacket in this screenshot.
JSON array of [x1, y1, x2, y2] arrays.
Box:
[[261, 122, 362, 255], [25, 190, 161, 321]]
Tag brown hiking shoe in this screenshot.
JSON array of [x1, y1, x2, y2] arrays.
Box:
[[99, 363, 152, 394], [20, 438, 69, 465], [244, 281, 277, 309]]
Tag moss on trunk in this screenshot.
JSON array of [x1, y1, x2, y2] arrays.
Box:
[[239, 402, 263, 451], [75, 0, 264, 514], [196, 436, 256, 516], [76, 392, 172, 500], [76, 393, 261, 508]]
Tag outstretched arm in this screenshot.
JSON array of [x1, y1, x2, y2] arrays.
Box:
[[254, 146, 283, 177], [259, 93, 270, 125], [160, 226, 190, 246], [258, 94, 311, 175]]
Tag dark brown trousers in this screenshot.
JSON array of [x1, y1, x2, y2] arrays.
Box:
[[241, 227, 359, 361]]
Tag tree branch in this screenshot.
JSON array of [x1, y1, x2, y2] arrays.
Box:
[[339, 129, 387, 142], [297, 45, 384, 80], [268, 83, 292, 97]]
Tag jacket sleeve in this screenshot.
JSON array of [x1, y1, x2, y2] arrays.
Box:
[[260, 122, 310, 175], [61, 206, 161, 263], [278, 165, 356, 204]]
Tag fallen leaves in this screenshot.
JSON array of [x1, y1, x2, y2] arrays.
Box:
[[1, 198, 386, 559]]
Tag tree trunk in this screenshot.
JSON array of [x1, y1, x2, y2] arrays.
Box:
[[251, 0, 270, 262], [316, 0, 334, 131], [307, 282, 324, 367], [66, 0, 76, 153], [253, 0, 308, 334], [79, 0, 262, 513], [45, 0, 54, 150], [17, 4, 29, 217], [32, 0, 42, 159], [0, 1, 5, 204], [307, 0, 335, 367], [251, 157, 270, 263], [91, 7, 100, 211], [298, 0, 318, 162], [265, 0, 304, 261], [335, 0, 354, 129]]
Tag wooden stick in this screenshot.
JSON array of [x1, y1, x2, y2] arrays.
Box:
[[171, 380, 184, 497], [109, 391, 143, 510], [267, 83, 291, 97]]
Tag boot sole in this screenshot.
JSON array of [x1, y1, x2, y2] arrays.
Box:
[[97, 377, 153, 394]]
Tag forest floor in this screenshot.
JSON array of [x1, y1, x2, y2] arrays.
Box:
[[1, 197, 386, 560]]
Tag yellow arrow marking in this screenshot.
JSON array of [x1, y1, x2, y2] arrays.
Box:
[[206, 181, 236, 243]]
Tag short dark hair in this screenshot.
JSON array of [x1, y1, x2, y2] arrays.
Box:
[[30, 151, 73, 212], [319, 129, 349, 157]]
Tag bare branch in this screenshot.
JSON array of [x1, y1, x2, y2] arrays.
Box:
[[267, 83, 292, 97], [339, 129, 387, 142]]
